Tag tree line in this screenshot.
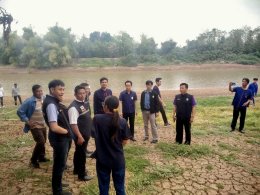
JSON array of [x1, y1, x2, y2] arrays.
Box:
[[0, 25, 259, 68]]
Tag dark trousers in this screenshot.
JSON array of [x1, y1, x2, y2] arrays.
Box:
[[231, 107, 247, 131], [123, 113, 135, 138], [176, 117, 191, 144], [96, 162, 126, 195], [30, 128, 47, 162], [73, 136, 89, 178], [14, 95, 22, 105], [0, 97, 3, 106], [50, 138, 70, 195], [159, 103, 168, 124]]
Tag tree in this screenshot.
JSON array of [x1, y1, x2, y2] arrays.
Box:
[[160, 39, 177, 55]]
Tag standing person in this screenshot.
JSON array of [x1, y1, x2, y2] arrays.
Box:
[[119, 80, 137, 141], [17, 84, 49, 168], [229, 78, 253, 133], [140, 80, 160, 144], [80, 82, 93, 156], [93, 77, 112, 115], [173, 83, 196, 145], [248, 78, 258, 105], [68, 85, 93, 181], [153, 78, 170, 127], [92, 96, 131, 195], [0, 84, 4, 108], [42, 80, 72, 195], [12, 83, 22, 105]]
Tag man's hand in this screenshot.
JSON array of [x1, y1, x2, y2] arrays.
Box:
[[77, 136, 85, 145], [242, 101, 249, 107]]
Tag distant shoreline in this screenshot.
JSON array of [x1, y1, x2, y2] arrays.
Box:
[[0, 63, 259, 74]]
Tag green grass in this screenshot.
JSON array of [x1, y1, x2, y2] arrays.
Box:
[[156, 142, 213, 159], [205, 164, 214, 171], [219, 153, 244, 167], [12, 168, 33, 182], [76, 58, 120, 68], [217, 142, 240, 152]]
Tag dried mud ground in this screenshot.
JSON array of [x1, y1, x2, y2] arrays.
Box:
[[0, 96, 259, 195]]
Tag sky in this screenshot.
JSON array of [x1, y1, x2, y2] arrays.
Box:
[[1, 0, 260, 46]]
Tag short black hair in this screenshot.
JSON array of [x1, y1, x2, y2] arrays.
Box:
[[242, 78, 250, 84], [155, 78, 162, 83], [74, 85, 86, 94], [32, 84, 41, 93], [253, 78, 258, 81], [100, 77, 108, 83], [80, 82, 90, 87], [146, 80, 153, 85], [180, 83, 188, 89], [48, 79, 65, 90], [125, 80, 132, 86]]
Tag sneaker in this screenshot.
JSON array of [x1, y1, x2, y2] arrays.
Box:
[[143, 137, 149, 141], [78, 175, 93, 181], [30, 161, 40, 168], [86, 150, 93, 154], [150, 140, 158, 144]]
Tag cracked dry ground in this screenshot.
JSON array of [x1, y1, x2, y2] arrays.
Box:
[[0, 105, 259, 194]]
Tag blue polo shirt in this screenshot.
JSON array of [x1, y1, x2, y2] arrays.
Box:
[[119, 90, 137, 114], [92, 113, 131, 169], [248, 83, 258, 96], [153, 85, 161, 98], [93, 88, 112, 114], [232, 87, 252, 109]]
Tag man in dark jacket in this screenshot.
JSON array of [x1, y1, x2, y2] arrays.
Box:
[[140, 80, 160, 143], [173, 83, 196, 145], [68, 85, 93, 181], [42, 80, 72, 195]]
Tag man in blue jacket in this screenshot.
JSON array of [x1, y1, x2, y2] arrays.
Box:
[[248, 78, 258, 105], [17, 84, 49, 168], [229, 78, 253, 133]]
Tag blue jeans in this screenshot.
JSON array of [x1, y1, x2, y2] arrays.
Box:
[[96, 162, 126, 195], [50, 138, 70, 195]]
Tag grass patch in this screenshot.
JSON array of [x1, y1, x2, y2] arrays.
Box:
[[148, 164, 183, 180], [245, 139, 260, 145], [80, 179, 99, 195], [216, 183, 224, 190], [205, 164, 214, 171], [219, 153, 244, 167], [156, 142, 213, 159], [12, 168, 33, 182], [217, 142, 239, 152]]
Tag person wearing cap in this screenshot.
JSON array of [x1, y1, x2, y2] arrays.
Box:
[[229, 78, 253, 133]]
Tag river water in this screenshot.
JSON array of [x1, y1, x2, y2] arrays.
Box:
[[0, 67, 259, 97]]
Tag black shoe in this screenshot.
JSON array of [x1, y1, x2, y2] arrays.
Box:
[[130, 137, 137, 141], [38, 157, 50, 162], [78, 175, 93, 181], [89, 151, 97, 159], [150, 140, 158, 144], [230, 129, 235, 132], [86, 150, 93, 154], [143, 137, 149, 141], [239, 130, 245, 134], [30, 161, 40, 168]]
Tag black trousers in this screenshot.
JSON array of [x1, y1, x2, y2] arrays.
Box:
[[73, 136, 90, 178], [123, 113, 135, 138], [30, 128, 47, 163], [0, 97, 3, 106], [14, 95, 22, 105], [231, 107, 247, 131], [176, 117, 191, 144], [159, 103, 168, 124]]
